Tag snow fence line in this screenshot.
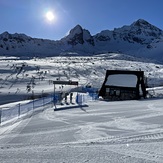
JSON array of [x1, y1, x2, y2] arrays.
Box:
[[0, 92, 98, 126], [0, 95, 53, 126]]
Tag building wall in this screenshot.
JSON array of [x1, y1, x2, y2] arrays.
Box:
[[99, 70, 146, 101]]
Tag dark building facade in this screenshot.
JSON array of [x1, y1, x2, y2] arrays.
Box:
[[99, 70, 147, 101]]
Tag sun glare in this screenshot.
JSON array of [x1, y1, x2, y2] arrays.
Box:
[[45, 11, 56, 22]]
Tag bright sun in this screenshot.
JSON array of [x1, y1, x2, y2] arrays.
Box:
[[45, 11, 55, 22]]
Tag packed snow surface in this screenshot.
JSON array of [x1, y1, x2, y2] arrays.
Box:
[[1, 98, 163, 162]]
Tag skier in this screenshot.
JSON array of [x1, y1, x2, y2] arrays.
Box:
[[70, 92, 73, 103], [64, 92, 68, 103]]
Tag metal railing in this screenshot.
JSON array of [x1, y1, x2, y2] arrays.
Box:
[[0, 95, 53, 125], [0, 91, 99, 126]]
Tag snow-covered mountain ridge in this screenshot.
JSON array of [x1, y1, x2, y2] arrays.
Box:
[[0, 19, 163, 61]]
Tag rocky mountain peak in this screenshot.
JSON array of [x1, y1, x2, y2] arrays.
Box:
[[133, 19, 151, 27], [131, 19, 162, 33], [0, 31, 10, 38], [69, 24, 83, 36], [65, 24, 94, 46]]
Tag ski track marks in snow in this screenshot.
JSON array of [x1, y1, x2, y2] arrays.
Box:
[[1, 99, 163, 162], [41, 100, 163, 145]]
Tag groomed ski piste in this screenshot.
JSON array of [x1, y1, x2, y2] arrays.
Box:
[[1, 53, 163, 162]]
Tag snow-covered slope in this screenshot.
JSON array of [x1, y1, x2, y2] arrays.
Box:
[[0, 19, 163, 61], [0, 53, 163, 105]]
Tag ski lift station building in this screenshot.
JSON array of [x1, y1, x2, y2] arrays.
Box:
[[99, 70, 147, 101]]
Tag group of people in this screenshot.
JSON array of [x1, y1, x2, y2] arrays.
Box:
[[54, 92, 73, 104], [64, 92, 73, 103]]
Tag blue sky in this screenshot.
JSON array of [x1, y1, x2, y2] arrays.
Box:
[[0, 0, 162, 40]]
